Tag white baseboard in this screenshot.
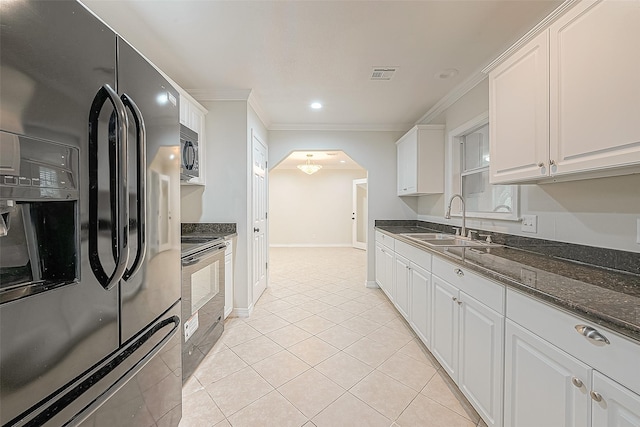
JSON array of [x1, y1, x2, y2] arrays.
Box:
[[224, 306, 233, 319], [269, 243, 354, 248], [366, 280, 380, 289], [233, 303, 253, 318]]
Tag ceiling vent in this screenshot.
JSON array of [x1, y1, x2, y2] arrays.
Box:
[[370, 67, 397, 81]]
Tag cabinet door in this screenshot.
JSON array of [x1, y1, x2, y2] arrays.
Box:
[[409, 264, 431, 348], [489, 30, 549, 184], [394, 254, 410, 320], [549, 0, 640, 176], [397, 136, 417, 195], [375, 243, 385, 288], [458, 292, 504, 427], [224, 251, 233, 319], [179, 96, 189, 126], [591, 371, 640, 427], [383, 247, 395, 301], [431, 275, 459, 380], [504, 320, 591, 427]]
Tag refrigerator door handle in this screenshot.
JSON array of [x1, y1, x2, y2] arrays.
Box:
[[88, 84, 130, 290], [121, 93, 147, 281]]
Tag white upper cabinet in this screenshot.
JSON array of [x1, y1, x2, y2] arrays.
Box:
[[489, 31, 549, 184], [179, 91, 207, 185], [489, 0, 640, 184], [396, 125, 445, 195], [549, 0, 640, 177]]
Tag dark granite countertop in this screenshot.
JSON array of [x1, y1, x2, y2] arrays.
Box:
[[376, 225, 640, 343], [181, 223, 237, 240]]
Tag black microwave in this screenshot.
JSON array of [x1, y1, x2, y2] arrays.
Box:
[[180, 124, 199, 181]]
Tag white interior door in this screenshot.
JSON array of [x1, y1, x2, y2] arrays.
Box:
[[352, 178, 367, 250], [252, 131, 268, 304]]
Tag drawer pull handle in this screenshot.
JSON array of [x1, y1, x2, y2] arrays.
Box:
[[575, 325, 610, 346], [571, 377, 583, 388], [454, 268, 464, 277], [590, 391, 603, 402]]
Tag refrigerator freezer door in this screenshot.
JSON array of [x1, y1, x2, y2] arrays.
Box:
[[117, 40, 182, 344], [0, 2, 120, 425]]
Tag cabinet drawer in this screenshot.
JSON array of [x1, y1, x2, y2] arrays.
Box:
[[395, 240, 431, 272], [375, 231, 395, 250], [432, 257, 504, 314], [507, 288, 640, 395]]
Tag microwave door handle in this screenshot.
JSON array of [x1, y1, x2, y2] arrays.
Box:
[[183, 141, 195, 170], [88, 84, 130, 290], [121, 94, 147, 281]]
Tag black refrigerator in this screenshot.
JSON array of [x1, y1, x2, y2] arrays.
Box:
[[0, 1, 182, 426]]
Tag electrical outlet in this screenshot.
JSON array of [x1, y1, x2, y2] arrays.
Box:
[[184, 312, 199, 342], [521, 214, 538, 233], [520, 268, 537, 287]]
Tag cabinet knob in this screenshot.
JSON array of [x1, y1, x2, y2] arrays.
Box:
[[575, 325, 610, 345], [550, 159, 556, 166], [571, 377, 583, 388], [590, 391, 603, 402], [454, 268, 464, 277], [537, 162, 545, 168], [254, 227, 260, 233]]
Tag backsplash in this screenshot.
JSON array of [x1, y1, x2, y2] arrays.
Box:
[[375, 220, 640, 276], [181, 223, 237, 235]]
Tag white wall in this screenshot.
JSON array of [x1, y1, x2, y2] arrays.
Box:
[[269, 168, 366, 246], [268, 129, 414, 285], [180, 100, 270, 314], [417, 79, 640, 253]]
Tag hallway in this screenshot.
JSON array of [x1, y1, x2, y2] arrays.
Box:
[[180, 247, 486, 427]]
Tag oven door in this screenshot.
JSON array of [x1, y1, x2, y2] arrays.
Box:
[[181, 245, 225, 380]]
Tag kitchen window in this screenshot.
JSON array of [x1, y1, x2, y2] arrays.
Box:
[[446, 112, 519, 221]]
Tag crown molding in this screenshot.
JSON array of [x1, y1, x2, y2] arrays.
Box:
[[414, 71, 488, 125], [482, 0, 580, 74], [268, 123, 413, 132], [248, 92, 272, 129]]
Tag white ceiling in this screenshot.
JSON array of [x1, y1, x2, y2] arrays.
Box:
[[82, 0, 562, 130]]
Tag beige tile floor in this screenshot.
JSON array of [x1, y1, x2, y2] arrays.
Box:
[[180, 247, 488, 427]]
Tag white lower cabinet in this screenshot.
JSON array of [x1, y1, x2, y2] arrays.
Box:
[[458, 292, 504, 427], [504, 319, 591, 427], [394, 254, 410, 319], [224, 240, 233, 319], [375, 241, 394, 300], [506, 289, 640, 427], [431, 276, 459, 378], [409, 263, 431, 347], [592, 371, 640, 426], [431, 257, 505, 427]]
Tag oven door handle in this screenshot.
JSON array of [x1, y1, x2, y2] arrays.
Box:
[[88, 84, 130, 290], [182, 245, 226, 268], [121, 93, 147, 282], [182, 256, 200, 267]]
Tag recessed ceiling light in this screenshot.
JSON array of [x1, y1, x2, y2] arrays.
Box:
[[340, 160, 346, 163], [435, 68, 459, 79], [310, 102, 322, 109]]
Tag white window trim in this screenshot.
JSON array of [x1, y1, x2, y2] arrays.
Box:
[[445, 111, 520, 221]]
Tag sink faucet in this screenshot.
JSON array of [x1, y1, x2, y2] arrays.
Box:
[[445, 194, 466, 238]]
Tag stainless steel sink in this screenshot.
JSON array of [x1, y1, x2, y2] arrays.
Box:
[[401, 233, 456, 241], [401, 233, 500, 248]]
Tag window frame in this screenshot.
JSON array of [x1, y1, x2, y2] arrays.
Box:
[[445, 111, 520, 221]]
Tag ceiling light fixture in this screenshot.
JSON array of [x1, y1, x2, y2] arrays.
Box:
[[310, 102, 322, 109], [297, 154, 322, 175]]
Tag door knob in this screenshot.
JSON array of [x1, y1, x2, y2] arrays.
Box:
[[254, 227, 260, 232]]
